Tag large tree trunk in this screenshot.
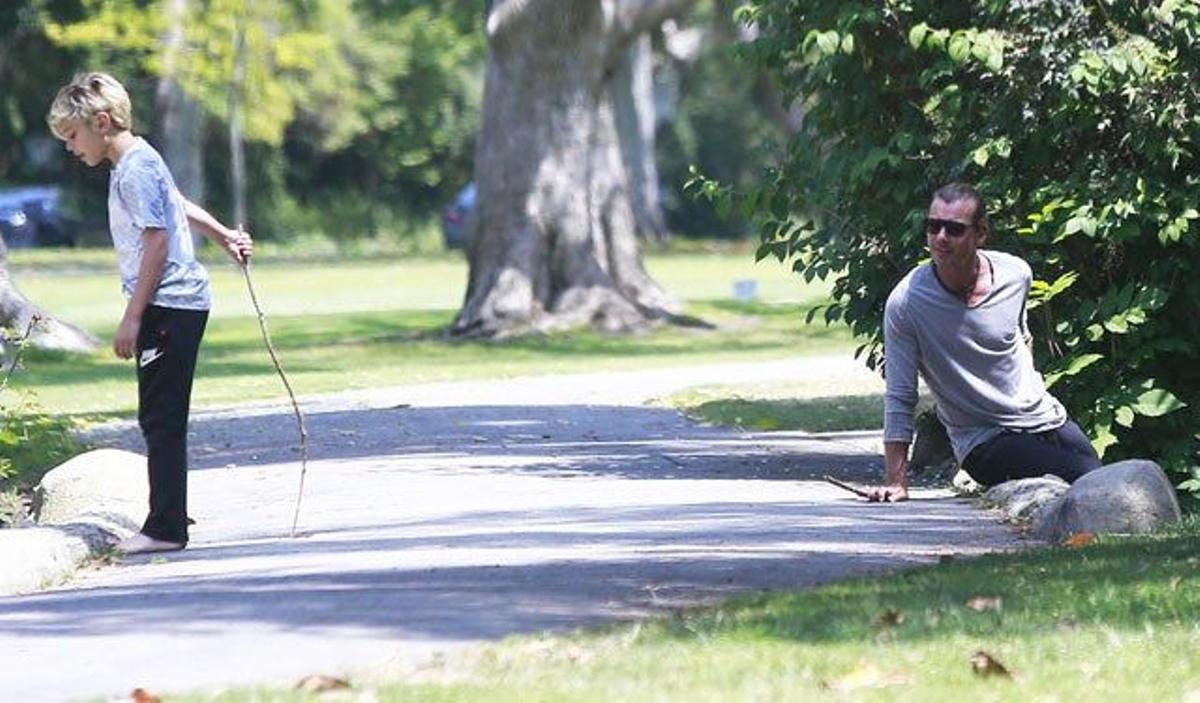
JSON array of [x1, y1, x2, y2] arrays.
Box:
[[155, 0, 205, 205], [452, 0, 694, 338], [613, 34, 668, 241], [0, 239, 98, 355]]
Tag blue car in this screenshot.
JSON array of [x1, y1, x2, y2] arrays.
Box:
[[441, 182, 476, 250], [0, 186, 73, 249]]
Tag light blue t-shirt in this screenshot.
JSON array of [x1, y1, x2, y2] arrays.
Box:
[[883, 250, 1066, 462], [108, 137, 210, 310]]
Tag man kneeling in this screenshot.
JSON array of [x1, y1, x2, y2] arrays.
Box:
[[870, 183, 1100, 502]]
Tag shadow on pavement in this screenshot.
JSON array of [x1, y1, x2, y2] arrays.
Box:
[[88, 403, 883, 482], [0, 499, 1008, 642]]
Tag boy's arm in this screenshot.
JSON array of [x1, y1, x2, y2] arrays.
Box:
[[114, 229, 167, 359], [183, 198, 253, 264]]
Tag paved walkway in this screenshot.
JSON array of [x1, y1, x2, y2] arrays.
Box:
[[0, 357, 1027, 702]]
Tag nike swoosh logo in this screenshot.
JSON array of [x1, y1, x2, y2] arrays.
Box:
[[139, 347, 164, 367]]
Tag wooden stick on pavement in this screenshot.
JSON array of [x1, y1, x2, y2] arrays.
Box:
[[823, 474, 873, 499]]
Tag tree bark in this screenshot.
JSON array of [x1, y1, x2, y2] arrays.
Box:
[[0, 239, 98, 355], [613, 34, 668, 241], [452, 0, 694, 338], [155, 0, 205, 205]]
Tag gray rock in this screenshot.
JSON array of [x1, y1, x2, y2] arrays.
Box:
[[33, 448, 146, 530], [0, 449, 147, 596], [952, 469, 983, 495], [981, 475, 1069, 523], [1034, 460, 1182, 542]]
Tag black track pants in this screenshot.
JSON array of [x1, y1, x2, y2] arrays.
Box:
[[136, 305, 208, 544], [962, 419, 1102, 487]]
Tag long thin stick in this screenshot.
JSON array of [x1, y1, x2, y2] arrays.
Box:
[[823, 474, 873, 499], [237, 234, 309, 537]]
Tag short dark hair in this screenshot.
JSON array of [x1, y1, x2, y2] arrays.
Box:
[[933, 182, 989, 230]]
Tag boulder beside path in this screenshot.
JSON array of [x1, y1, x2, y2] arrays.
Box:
[[982, 460, 1182, 542], [1033, 460, 1182, 542], [0, 449, 144, 596]]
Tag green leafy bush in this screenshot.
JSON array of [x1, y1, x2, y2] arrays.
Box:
[[0, 328, 83, 526], [696, 0, 1199, 496]]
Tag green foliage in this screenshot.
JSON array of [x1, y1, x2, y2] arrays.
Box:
[[28, 0, 484, 240], [657, 0, 789, 237], [44, 0, 357, 146], [0, 325, 82, 515], [698, 0, 1200, 495]]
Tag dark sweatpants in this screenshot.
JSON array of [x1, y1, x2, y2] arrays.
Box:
[[962, 419, 1101, 487], [136, 304, 208, 544]]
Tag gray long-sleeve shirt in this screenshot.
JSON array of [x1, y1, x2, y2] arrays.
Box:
[[883, 250, 1066, 462]]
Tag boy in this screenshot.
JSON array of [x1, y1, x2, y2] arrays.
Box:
[[48, 72, 253, 553]]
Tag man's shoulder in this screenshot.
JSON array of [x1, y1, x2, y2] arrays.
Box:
[[890, 262, 933, 294], [984, 249, 1032, 281], [886, 263, 930, 311], [984, 249, 1030, 269]]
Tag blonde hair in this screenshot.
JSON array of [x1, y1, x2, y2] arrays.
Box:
[[47, 72, 133, 139]]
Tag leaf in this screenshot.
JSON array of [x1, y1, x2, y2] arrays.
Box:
[[1092, 423, 1118, 457], [908, 23, 929, 49], [875, 608, 906, 627], [1115, 406, 1136, 427], [986, 46, 1004, 72], [965, 595, 1003, 612], [948, 34, 972, 63], [1062, 532, 1096, 548], [970, 650, 1012, 678], [1134, 388, 1186, 417], [1043, 353, 1102, 388], [1103, 315, 1129, 334], [816, 31, 840, 56]]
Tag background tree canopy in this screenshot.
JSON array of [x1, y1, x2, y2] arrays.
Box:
[[2, 0, 781, 243], [704, 0, 1199, 496]]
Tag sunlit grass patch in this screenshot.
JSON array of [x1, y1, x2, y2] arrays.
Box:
[[179, 520, 1200, 702]]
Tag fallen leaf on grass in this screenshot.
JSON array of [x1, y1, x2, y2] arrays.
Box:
[[295, 674, 351, 693], [874, 608, 906, 627], [965, 595, 1003, 612], [819, 664, 911, 692], [970, 650, 1012, 678], [127, 689, 161, 703], [1062, 532, 1096, 548]]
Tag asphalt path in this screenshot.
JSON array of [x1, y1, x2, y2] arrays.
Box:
[[0, 358, 1027, 701]]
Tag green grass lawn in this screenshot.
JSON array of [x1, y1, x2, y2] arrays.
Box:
[[7, 247, 846, 419], [182, 520, 1200, 703]]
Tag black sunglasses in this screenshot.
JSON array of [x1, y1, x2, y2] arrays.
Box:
[[925, 217, 973, 238]]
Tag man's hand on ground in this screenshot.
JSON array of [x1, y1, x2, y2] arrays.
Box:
[[867, 484, 909, 503]]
